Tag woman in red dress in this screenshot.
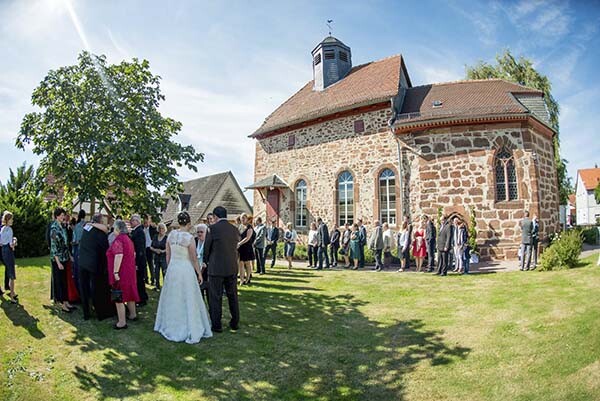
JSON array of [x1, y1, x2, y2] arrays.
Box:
[[412, 220, 427, 272], [107, 220, 139, 329]]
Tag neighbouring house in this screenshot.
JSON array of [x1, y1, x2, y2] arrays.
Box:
[[575, 168, 600, 225], [161, 171, 252, 227], [248, 35, 560, 260]]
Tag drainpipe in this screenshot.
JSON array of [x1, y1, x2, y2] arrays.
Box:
[[388, 95, 405, 220]]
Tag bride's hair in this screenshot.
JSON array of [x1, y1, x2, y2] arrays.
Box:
[[177, 211, 191, 227]]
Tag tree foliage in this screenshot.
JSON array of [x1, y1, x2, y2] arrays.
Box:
[[17, 51, 203, 218], [466, 50, 572, 204], [595, 182, 600, 205], [0, 164, 51, 258]]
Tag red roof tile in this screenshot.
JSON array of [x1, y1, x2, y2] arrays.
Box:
[[579, 168, 600, 191], [252, 55, 405, 137]]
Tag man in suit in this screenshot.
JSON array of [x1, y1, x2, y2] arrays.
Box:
[[264, 217, 279, 269], [316, 217, 330, 270], [143, 216, 158, 286], [369, 220, 384, 271], [436, 216, 453, 276], [203, 206, 240, 332], [130, 214, 148, 306], [252, 217, 266, 274], [329, 224, 341, 268], [358, 219, 367, 268], [520, 211, 533, 271], [78, 214, 114, 320], [424, 215, 436, 272], [531, 214, 539, 270]]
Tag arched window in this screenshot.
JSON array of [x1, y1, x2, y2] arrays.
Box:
[[338, 171, 354, 226], [295, 180, 307, 227], [379, 168, 396, 224], [495, 148, 518, 201]]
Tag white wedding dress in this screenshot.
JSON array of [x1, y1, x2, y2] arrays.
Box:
[[154, 230, 212, 344]]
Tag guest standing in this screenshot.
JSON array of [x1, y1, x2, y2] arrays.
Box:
[[107, 220, 139, 329], [412, 220, 427, 272], [237, 213, 255, 283], [0, 212, 17, 303], [329, 223, 340, 268], [531, 215, 539, 270], [368, 220, 384, 271], [130, 214, 148, 306], [340, 223, 352, 268], [195, 223, 209, 304], [519, 211, 533, 271], [144, 217, 158, 286], [349, 224, 361, 270], [316, 217, 330, 270], [452, 218, 467, 274], [50, 207, 76, 312], [382, 223, 394, 269], [78, 214, 114, 320], [436, 216, 453, 276], [397, 221, 411, 272], [358, 219, 367, 268], [150, 223, 168, 290], [264, 218, 279, 269], [283, 222, 298, 269], [253, 217, 266, 275], [203, 206, 241, 332], [307, 222, 318, 268], [424, 215, 436, 272], [72, 210, 86, 295]]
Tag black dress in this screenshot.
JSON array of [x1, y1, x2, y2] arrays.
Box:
[[238, 224, 255, 262]]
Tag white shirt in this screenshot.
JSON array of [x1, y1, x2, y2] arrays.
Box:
[[196, 240, 204, 264], [308, 229, 318, 246], [144, 226, 152, 248], [0, 226, 13, 245], [383, 229, 394, 252]]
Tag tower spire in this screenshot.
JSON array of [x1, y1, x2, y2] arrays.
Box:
[[327, 19, 333, 36]]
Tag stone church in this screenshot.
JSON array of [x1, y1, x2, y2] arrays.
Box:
[[248, 36, 559, 260]]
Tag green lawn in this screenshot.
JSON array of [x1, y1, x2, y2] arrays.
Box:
[[1, 254, 600, 401]]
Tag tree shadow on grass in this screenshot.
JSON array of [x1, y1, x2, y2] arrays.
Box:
[[0, 297, 45, 339], [58, 270, 470, 401]]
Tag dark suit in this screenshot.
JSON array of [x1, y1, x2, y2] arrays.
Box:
[[130, 225, 148, 302], [78, 225, 114, 320], [317, 222, 330, 269], [358, 225, 367, 267], [203, 219, 241, 331], [264, 225, 279, 269], [145, 225, 158, 285], [425, 220, 436, 271], [329, 228, 340, 267], [436, 222, 453, 276], [520, 217, 533, 270]]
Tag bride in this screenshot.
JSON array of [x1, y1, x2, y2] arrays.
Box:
[[154, 211, 212, 343]]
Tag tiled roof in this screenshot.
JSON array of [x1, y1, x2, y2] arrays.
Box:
[[579, 168, 600, 191], [252, 55, 405, 137], [396, 79, 544, 125], [246, 174, 289, 189], [568, 194, 576, 206], [162, 172, 230, 225]]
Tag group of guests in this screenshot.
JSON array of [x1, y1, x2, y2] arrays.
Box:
[[46, 205, 241, 343]]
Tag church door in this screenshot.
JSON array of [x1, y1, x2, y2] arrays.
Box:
[[266, 189, 280, 223]]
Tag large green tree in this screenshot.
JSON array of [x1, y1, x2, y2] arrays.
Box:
[[595, 182, 600, 205], [17, 51, 202, 218], [0, 164, 51, 257], [466, 50, 572, 204]]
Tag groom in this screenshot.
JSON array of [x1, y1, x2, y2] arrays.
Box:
[[203, 206, 240, 332]]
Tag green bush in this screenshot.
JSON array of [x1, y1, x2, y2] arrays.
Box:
[[539, 230, 583, 271], [581, 227, 599, 245]]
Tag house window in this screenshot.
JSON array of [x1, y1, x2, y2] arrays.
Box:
[[495, 148, 518, 201], [379, 168, 396, 224], [295, 180, 307, 227], [337, 171, 354, 226]]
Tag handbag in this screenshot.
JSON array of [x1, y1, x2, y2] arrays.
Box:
[[339, 248, 346, 256], [111, 282, 123, 303]]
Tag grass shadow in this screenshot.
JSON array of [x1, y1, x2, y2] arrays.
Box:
[[1, 297, 45, 339], [54, 270, 470, 400]]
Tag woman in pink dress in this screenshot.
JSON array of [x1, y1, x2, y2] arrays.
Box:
[[412, 220, 427, 272], [107, 220, 139, 329]]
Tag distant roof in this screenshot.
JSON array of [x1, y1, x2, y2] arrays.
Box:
[[251, 55, 408, 137], [579, 168, 600, 191], [568, 193, 576, 206], [395, 79, 547, 127], [162, 171, 251, 225]]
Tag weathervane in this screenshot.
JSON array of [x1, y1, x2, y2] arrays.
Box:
[[327, 19, 333, 36]]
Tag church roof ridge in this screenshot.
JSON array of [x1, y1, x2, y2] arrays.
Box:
[[409, 78, 543, 94]]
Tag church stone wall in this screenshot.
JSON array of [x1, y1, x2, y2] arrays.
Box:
[[253, 111, 559, 261]]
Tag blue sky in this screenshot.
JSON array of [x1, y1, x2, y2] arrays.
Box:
[[1, 0, 599, 202]]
